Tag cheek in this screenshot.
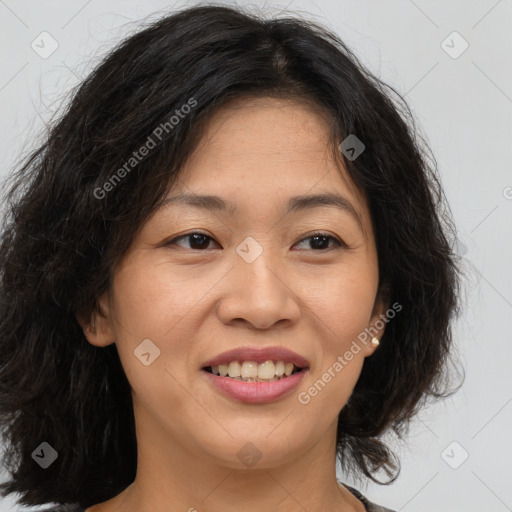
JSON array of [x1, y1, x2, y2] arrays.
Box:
[[107, 263, 199, 425], [109, 256, 209, 342], [107, 259, 205, 391], [306, 263, 377, 344], [296, 345, 364, 434]]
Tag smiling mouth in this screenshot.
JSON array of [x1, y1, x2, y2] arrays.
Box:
[[203, 360, 306, 383]]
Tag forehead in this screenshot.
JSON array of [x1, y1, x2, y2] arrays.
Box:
[[160, 96, 372, 236], [190, 96, 335, 167]]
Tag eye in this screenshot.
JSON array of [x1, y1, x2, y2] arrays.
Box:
[[166, 232, 219, 250], [165, 231, 345, 251], [292, 231, 345, 251]]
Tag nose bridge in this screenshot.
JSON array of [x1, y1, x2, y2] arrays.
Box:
[[234, 234, 284, 295], [217, 234, 298, 329]]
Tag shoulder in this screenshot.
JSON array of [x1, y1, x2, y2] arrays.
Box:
[[342, 483, 397, 512], [34, 504, 84, 512]]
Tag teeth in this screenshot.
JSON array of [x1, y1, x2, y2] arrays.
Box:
[[241, 361, 258, 379], [228, 361, 241, 378], [258, 360, 275, 379], [208, 360, 302, 381]]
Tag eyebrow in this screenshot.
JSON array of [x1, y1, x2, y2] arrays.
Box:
[[155, 192, 364, 232]]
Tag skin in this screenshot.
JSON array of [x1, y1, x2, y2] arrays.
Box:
[[79, 96, 388, 512]]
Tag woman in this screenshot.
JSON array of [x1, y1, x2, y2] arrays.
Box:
[[0, 4, 462, 512]]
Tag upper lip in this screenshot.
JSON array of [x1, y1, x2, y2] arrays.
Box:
[[201, 346, 310, 369]]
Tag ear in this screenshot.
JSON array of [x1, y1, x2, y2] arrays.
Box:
[[76, 291, 115, 347], [364, 287, 390, 356]]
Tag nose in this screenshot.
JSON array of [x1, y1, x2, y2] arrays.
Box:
[[216, 246, 300, 330]]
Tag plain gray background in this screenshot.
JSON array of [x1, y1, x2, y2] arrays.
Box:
[[0, 1, 511, 511]]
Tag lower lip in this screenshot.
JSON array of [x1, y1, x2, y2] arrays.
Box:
[[202, 369, 307, 403]]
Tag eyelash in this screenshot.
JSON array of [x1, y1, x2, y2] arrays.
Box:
[[166, 231, 345, 251]]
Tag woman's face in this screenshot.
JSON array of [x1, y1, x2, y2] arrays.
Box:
[[84, 97, 387, 471]]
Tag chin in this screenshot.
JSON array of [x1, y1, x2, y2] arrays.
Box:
[[192, 428, 307, 470]]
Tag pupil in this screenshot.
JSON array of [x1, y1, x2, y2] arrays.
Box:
[[190, 234, 209, 250], [311, 235, 328, 250]]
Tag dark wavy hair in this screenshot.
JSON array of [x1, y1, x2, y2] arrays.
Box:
[[0, 3, 464, 508]]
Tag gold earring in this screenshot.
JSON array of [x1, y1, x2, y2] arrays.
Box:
[[371, 337, 380, 347]]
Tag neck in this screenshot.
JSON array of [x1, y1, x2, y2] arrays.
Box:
[[89, 405, 362, 512]]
